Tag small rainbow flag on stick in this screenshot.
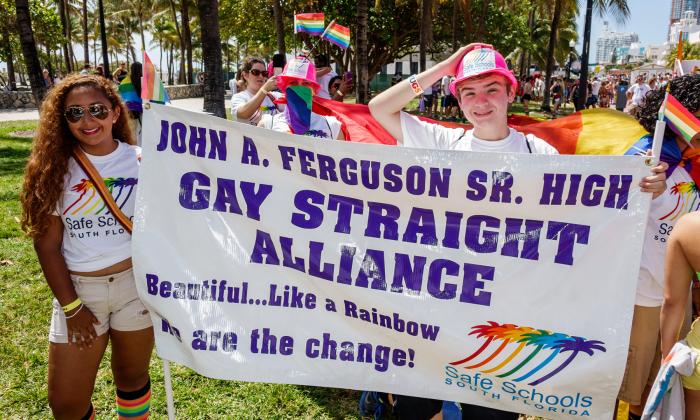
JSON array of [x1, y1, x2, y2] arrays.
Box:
[[294, 13, 324, 36], [661, 92, 700, 144], [141, 52, 170, 104], [321, 20, 350, 49]]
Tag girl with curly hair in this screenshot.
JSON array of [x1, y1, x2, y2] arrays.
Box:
[[21, 74, 153, 419], [617, 74, 700, 418]]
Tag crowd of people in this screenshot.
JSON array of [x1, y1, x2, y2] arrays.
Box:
[[18, 42, 700, 420]]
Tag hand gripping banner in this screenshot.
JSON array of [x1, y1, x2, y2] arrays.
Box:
[[133, 104, 651, 419]]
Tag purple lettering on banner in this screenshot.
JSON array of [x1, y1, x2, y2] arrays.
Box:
[[356, 249, 386, 290], [250, 229, 281, 265], [391, 253, 426, 293], [465, 215, 499, 253], [546, 222, 590, 266], [278, 145, 296, 170], [156, 120, 169, 151], [208, 129, 227, 161], [298, 148, 317, 177], [501, 218, 544, 260], [402, 207, 438, 245], [393, 348, 407, 366], [240, 182, 272, 221], [339, 158, 358, 185], [581, 174, 606, 207], [383, 164, 403, 192], [212, 178, 243, 214], [328, 194, 364, 234], [565, 174, 582, 205], [427, 259, 459, 299], [317, 153, 338, 182], [405, 166, 426, 195], [306, 338, 320, 358], [336, 245, 357, 285], [171, 121, 187, 153], [466, 170, 488, 201], [146, 273, 158, 295], [365, 202, 400, 240], [489, 171, 513, 203], [280, 236, 306, 272], [241, 136, 260, 165], [291, 190, 325, 229], [189, 126, 207, 157], [539, 173, 567, 205], [179, 172, 210, 210], [459, 263, 494, 306], [361, 161, 380, 190], [428, 168, 451, 198], [309, 241, 335, 281], [442, 211, 463, 249], [605, 175, 632, 209]]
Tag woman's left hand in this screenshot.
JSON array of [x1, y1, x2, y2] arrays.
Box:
[[640, 154, 668, 199]]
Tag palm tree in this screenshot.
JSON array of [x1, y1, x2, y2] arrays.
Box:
[[356, 0, 369, 104], [181, 0, 193, 84], [196, 0, 225, 117], [529, 336, 606, 386], [271, 0, 285, 55], [15, 0, 47, 104], [81, 0, 89, 65], [450, 321, 503, 365], [419, 0, 433, 72], [97, 0, 110, 76], [665, 40, 700, 67]]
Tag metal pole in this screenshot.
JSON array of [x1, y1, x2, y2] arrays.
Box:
[[162, 360, 176, 420]]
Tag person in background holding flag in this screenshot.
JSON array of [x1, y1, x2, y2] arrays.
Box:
[[271, 56, 344, 140], [230, 57, 283, 127], [20, 74, 153, 420], [617, 74, 700, 420]]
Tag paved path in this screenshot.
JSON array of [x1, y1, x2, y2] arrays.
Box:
[[0, 97, 208, 122]]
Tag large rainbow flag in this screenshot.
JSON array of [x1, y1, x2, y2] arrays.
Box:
[[294, 13, 324, 36], [322, 21, 350, 49], [141, 52, 170, 104], [661, 92, 700, 143]]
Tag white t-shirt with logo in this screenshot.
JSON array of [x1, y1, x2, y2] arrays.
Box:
[[56, 141, 140, 272], [231, 89, 283, 125], [629, 83, 650, 106], [636, 167, 697, 306], [271, 112, 342, 140], [399, 112, 558, 154]]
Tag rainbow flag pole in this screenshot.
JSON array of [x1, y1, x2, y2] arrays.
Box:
[[306, 19, 335, 58]]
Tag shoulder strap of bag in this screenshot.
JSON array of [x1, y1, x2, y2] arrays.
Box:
[[72, 146, 133, 234]]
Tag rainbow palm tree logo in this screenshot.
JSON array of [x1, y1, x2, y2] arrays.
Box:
[[660, 182, 699, 221], [63, 177, 137, 216], [450, 321, 606, 386]]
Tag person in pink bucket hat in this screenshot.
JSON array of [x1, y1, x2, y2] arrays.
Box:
[[271, 56, 345, 140], [367, 42, 670, 420]]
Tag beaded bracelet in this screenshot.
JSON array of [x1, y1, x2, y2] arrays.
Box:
[[408, 75, 423, 96], [64, 304, 84, 319], [62, 297, 82, 313]]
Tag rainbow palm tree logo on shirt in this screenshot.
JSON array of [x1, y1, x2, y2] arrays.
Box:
[[450, 321, 606, 386], [660, 181, 699, 221], [63, 177, 137, 215]]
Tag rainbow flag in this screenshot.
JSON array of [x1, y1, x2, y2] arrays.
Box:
[[284, 85, 313, 135], [322, 21, 350, 49], [294, 13, 324, 35], [118, 75, 142, 113], [141, 52, 169, 104], [662, 93, 700, 143]]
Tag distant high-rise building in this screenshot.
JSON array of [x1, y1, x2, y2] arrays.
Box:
[[596, 22, 639, 64], [669, 10, 700, 42], [670, 0, 700, 25]]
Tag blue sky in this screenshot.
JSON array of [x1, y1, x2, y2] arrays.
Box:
[[575, 0, 672, 59]]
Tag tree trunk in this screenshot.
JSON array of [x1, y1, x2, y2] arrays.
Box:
[[419, 0, 432, 72], [356, 0, 369, 104], [169, 0, 186, 84], [15, 0, 47, 104], [462, 0, 473, 44], [159, 39, 164, 80], [451, 0, 459, 52], [45, 45, 54, 77], [519, 8, 535, 79], [57, 0, 72, 72], [576, 0, 592, 111], [271, 0, 286, 55], [196, 0, 225, 117], [82, 0, 89, 66], [182, 0, 193, 84], [541, 0, 561, 113], [98, 0, 111, 77], [0, 28, 17, 90]]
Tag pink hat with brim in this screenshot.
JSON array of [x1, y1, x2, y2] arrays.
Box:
[[449, 47, 518, 96], [277, 57, 321, 93]]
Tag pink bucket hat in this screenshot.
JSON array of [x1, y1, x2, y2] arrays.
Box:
[[449, 47, 518, 96], [277, 56, 321, 93]]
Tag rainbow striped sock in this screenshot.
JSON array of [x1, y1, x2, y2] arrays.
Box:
[[116, 379, 151, 419]]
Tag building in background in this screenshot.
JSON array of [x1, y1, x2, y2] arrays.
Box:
[[646, 44, 671, 65], [596, 21, 639, 64], [669, 10, 700, 42], [671, 0, 700, 25]]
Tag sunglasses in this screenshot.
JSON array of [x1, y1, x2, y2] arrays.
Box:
[[249, 69, 269, 77], [64, 103, 112, 123]]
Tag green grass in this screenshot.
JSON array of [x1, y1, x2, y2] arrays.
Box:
[[0, 120, 361, 418]]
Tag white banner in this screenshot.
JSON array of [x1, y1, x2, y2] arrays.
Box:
[[134, 104, 651, 419]]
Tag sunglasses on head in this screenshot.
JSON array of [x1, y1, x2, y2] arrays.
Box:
[[64, 103, 112, 123], [249, 69, 269, 77]]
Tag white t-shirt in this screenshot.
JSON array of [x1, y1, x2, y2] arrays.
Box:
[[629, 83, 650, 106], [399, 112, 559, 154], [636, 166, 697, 306], [230, 89, 283, 125], [316, 69, 338, 100], [56, 141, 140, 272], [271, 112, 343, 140], [441, 75, 451, 96], [229, 78, 238, 95], [591, 80, 601, 96]]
